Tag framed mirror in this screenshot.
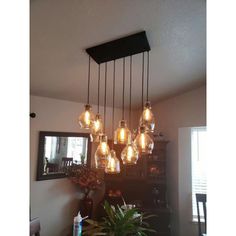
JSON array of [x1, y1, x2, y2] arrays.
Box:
[[36, 131, 91, 181]]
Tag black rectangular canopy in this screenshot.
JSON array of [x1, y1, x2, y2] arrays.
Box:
[[86, 31, 150, 64]]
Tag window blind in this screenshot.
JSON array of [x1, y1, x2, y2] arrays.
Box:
[[191, 127, 207, 220]]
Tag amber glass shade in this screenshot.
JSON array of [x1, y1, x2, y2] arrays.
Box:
[[79, 104, 95, 129], [121, 142, 139, 165], [90, 114, 103, 142], [95, 134, 110, 169], [139, 101, 155, 132], [105, 150, 120, 174], [134, 125, 154, 154], [114, 120, 131, 145]]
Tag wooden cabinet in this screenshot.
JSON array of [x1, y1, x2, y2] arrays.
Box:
[[96, 140, 170, 236]]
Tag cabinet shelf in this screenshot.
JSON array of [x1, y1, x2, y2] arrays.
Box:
[[97, 140, 170, 236], [142, 207, 171, 214]]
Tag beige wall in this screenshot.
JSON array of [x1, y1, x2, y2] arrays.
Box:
[[151, 85, 206, 236], [30, 95, 132, 236]]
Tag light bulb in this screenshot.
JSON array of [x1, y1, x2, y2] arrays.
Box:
[[101, 142, 107, 154], [120, 129, 125, 142], [90, 114, 103, 142], [139, 101, 155, 132], [105, 150, 120, 174], [114, 120, 131, 145], [140, 133, 146, 149], [134, 125, 154, 154], [95, 134, 110, 169], [79, 104, 95, 129], [144, 108, 151, 121], [121, 142, 139, 165]]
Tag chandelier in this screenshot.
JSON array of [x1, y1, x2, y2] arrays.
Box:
[[139, 51, 155, 133], [105, 60, 120, 174], [114, 58, 131, 145], [78, 31, 156, 173], [94, 63, 111, 169], [121, 55, 139, 165], [78, 56, 95, 129], [90, 64, 103, 142], [134, 52, 154, 154]]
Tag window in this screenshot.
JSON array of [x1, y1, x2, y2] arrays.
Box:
[[67, 137, 88, 164], [191, 127, 207, 221], [45, 136, 58, 161]]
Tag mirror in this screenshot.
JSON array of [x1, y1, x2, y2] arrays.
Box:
[[36, 131, 91, 180]]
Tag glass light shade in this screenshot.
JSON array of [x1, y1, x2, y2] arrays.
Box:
[[114, 120, 131, 145], [79, 104, 95, 129], [134, 125, 154, 154], [105, 150, 120, 174], [95, 134, 110, 169], [121, 142, 139, 165], [90, 114, 103, 142], [139, 101, 155, 132]]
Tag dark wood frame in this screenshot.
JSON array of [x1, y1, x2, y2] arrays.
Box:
[[36, 131, 91, 181]]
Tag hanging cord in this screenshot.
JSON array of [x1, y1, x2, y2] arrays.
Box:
[[87, 56, 91, 104], [112, 60, 116, 149], [197, 130, 199, 161], [129, 56, 132, 128], [146, 51, 150, 101], [122, 57, 125, 120], [104, 62, 107, 133], [141, 52, 144, 110], [97, 64, 101, 113]]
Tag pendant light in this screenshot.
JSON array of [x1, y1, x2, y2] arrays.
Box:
[[139, 51, 155, 132], [134, 124, 154, 154], [134, 52, 154, 154], [105, 60, 120, 174], [121, 56, 139, 165], [79, 56, 95, 129], [95, 63, 111, 169], [114, 58, 131, 145], [90, 64, 103, 142]]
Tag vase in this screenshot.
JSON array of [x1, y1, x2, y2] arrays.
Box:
[[79, 196, 93, 219]]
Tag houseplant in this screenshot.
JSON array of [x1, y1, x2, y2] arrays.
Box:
[[83, 200, 156, 236], [67, 164, 103, 218]]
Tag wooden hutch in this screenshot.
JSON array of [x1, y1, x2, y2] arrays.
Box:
[[96, 139, 171, 236]]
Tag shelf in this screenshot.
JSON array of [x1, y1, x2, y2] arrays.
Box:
[[99, 140, 170, 234], [104, 176, 123, 182], [147, 159, 166, 163], [105, 177, 166, 184], [142, 207, 171, 214], [147, 178, 166, 184]]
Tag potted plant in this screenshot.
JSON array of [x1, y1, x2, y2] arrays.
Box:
[[80, 154, 86, 164], [67, 165, 103, 218], [83, 200, 156, 236]]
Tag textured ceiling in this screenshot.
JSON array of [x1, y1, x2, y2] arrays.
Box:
[[30, 0, 206, 108]]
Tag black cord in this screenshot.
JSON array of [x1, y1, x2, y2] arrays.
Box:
[[122, 57, 125, 120], [129, 56, 132, 128], [147, 51, 149, 101], [104, 62, 107, 133], [112, 60, 116, 149], [87, 56, 91, 104], [141, 52, 144, 110], [98, 64, 100, 113]]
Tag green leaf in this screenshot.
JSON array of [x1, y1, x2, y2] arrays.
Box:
[[142, 214, 157, 220], [84, 200, 157, 235], [85, 219, 99, 226]]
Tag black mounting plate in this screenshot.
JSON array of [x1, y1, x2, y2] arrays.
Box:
[[86, 31, 150, 64]]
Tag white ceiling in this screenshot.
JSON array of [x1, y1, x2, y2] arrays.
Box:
[[30, 0, 206, 109]]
